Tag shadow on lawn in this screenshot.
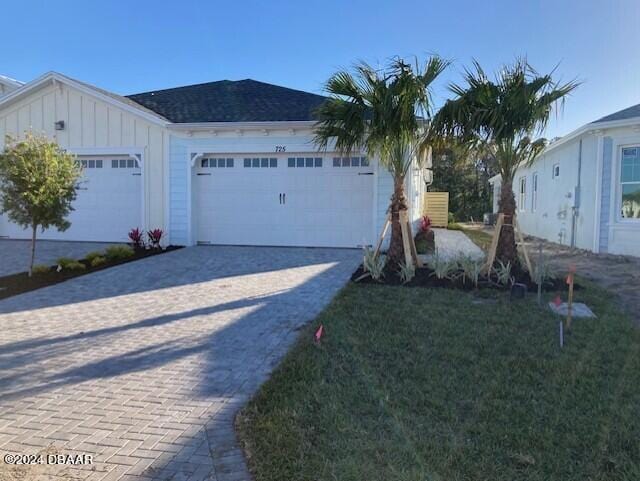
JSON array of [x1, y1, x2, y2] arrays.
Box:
[[0, 245, 359, 480]]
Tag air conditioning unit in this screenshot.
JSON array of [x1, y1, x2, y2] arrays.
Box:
[[423, 168, 433, 185]]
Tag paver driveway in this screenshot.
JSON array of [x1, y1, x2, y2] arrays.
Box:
[[0, 246, 360, 480]]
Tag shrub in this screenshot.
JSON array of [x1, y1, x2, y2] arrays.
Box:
[[493, 260, 513, 287], [84, 251, 104, 263], [104, 245, 134, 261], [32, 264, 51, 274], [56, 257, 86, 271], [430, 251, 457, 280], [448, 212, 456, 224], [128, 228, 145, 250], [360, 247, 385, 281], [398, 262, 416, 284], [458, 256, 482, 288], [147, 228, 163, 249], [90, 256, 107, 268], [447, 222, 463, 231]]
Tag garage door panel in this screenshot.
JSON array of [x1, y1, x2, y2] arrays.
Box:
[[0, 157, 141, 242], [195, 154, 373, 248]]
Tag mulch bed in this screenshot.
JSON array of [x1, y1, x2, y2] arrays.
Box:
[[351, 263, 578, 292], [0, 246, 182, 301]]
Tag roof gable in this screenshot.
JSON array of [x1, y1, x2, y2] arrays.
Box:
[[0, 72, 169, 125], [126, 79, 328, 123], [593, 103, 640, 124]]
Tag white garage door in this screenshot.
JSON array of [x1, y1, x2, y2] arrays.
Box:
[[0, 156, 142, 242], [195, 154, 374, 248]]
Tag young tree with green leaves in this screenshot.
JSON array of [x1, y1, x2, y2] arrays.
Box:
[[433, 59, 578, 265], [314, 56, 448, 268], [0, 134, 82, 276]]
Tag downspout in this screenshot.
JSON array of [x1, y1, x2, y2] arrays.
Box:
[[570, 139, 582, 248]]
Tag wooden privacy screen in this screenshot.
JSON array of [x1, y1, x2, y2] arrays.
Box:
[[423, 192, 449, 227]]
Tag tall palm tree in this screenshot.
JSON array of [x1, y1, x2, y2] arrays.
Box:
[[314, 57, 448, 267], [433, 59, 578, 265]]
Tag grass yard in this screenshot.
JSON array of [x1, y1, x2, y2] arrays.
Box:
[[237, 282, 640, 481], [461, 225, 494, 252]]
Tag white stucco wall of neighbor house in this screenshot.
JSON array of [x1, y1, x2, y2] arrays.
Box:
[[510, 123, 640, 258], [167, 125, 426, 248], [0, 78, 169, 242]]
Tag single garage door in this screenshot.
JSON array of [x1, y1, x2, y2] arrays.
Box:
[[0, 156, 142, 242], [195, 154, 374, 248]]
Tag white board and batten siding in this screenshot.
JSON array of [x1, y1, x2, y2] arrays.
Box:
[[0, 82, 168, 243], [168, 127, 426, 248], [511, 123, 640, 258]]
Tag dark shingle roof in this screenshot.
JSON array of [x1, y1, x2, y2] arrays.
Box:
[[592, 103, 640, 124], [126, 79, 328, 123]]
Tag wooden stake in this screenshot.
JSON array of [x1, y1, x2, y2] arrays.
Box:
[[566, 268, 575, 331], [537, 243, 543, 306], [404, 212, 422, 267], [399, 210, 414, 268], [514, 216, 533, 275], [484, 213, 504, 273], [373, 214, 391, 258]]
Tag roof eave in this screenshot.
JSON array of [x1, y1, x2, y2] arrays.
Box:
[[0, 72, 169, 127], [167, 120, 318, 131], [542, 116, 640, 155]]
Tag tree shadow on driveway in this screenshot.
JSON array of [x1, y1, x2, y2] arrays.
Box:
[[0, 245, 360, 480]]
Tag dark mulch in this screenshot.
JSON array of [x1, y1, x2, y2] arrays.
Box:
[[351, 263, 578, 292], [0, 246, 182, 300]]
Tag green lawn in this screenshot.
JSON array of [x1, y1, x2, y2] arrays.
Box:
[[461, 226, 494, 252], [237, 282, 640, 481]]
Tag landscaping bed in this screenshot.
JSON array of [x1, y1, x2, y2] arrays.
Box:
[[351, 262, 574, 291], [0, 245, 181, 300], [237, 282, 640, 481]]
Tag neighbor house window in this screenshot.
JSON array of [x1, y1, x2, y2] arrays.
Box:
[[519, 177, 526, 212], [532, 172, 538, 212], [552, 163, 560, 179], [621, 147, 640, 219]]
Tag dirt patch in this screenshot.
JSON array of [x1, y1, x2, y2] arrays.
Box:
[[464, 223, 640, 326]]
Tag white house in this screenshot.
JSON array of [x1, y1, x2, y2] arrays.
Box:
[[0, 72, 427, 248], [0, 75, 23, 97], [489, 103, 640, 257]]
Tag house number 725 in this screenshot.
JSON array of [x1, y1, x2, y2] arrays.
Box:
[[275, 145, 286, 152]]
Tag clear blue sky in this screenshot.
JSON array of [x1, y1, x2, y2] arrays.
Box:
[[2, 0, 639, 138]]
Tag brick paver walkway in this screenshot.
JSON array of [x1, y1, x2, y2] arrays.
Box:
[[0, 246, 360, 480]]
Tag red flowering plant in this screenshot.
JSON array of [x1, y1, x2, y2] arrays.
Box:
[[420, 215, 432, 234], [128, 228, 145, 251], [415, 215, 435, 254], [147, 228, 164, 249]]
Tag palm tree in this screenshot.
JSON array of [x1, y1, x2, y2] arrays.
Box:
[[433, 59, 578, 265], [314, 57, 448, 268]]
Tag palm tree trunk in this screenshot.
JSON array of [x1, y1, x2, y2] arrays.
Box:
[[497, 179, 518, 266], [387, 176, 408, 268], [29, 224, 37, 277]]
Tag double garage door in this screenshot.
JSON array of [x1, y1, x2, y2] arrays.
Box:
[[195, 154, 374, 248], [0, 156, 141, 242]]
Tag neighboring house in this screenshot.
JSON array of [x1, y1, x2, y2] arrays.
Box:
[[489, 103, 640, 257], [0, 75, 23, 97], [0, 72, 427, 248]]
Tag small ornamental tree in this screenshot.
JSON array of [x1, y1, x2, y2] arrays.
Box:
[[0, 134, 82, 276]]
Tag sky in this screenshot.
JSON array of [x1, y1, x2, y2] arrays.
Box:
[[1, 0, 639, 139]]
